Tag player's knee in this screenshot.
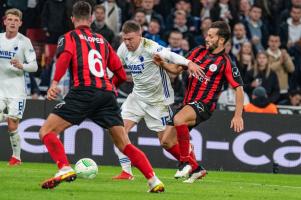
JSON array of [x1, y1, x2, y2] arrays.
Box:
[[7, 121, 18, 132], [160, 140, 170, 149], [39, 126, 51, 140], [39, 128, 46, 140]]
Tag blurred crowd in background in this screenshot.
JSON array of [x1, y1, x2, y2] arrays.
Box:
[[1, 0, 301, 114]]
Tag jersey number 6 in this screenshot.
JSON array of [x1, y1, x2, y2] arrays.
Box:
[[88, 49, 104, 77]]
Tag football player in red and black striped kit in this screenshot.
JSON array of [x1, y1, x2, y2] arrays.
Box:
[[39, 1, 164, 192], [154, 21, 245, 183]]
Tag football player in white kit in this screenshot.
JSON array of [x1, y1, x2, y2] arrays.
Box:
[[0, 8, 38, 166], [113, 20, 203, 180]]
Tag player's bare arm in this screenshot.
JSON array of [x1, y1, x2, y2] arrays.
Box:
[[230, 86, 244, 133], [153, 54, 205, 77], [47, 81, 61, 101], [46, 51, 71, 101], [153, 54, 184, 74]]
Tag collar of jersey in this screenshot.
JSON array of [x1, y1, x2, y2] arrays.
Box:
[[210, 49, 225, 57], [76, 25, 90, 29]]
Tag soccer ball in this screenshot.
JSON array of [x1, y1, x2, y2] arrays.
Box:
[[75, 158, 98, 179]]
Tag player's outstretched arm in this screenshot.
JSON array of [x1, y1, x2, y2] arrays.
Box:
[[153, 54, 184, 74], [153, 54, 205, 77], [230, 86, 244, 133]]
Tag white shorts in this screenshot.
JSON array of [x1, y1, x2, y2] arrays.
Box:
[[121, 93, 171, 132], [0, 98, 26, 119]]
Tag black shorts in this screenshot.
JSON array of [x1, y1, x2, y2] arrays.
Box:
[[52, 87, 123, 129], [168, 101, 212, 129]]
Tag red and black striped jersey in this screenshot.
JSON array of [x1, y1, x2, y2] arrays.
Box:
[[56, 25, 123, 92], [183, 47, 243, 111]]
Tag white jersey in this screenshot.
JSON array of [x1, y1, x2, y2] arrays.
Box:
[[118, 38, 190, 105], [0, 33, 38, 98]]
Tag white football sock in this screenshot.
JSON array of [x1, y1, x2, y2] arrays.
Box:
[[9, 130, 21, 160], [115, 147, 133, 175], [0, 110, 7, 122]]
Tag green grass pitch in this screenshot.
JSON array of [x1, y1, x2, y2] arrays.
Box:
[[0, 162, 300, 200]]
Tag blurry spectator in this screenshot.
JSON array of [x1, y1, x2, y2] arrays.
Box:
[[231, 22, 248, 56], [171, 9, 188, 32], [153, 0, 175, 19], [225, 41, 237, 64], [7, 0, 27, 11], [288, 38, 301, 90], [210, 0, 238, 27], [279, 90, 301, 106], [41, 0, 67, 44], [141, 0, 165, 30], [167, 30, 186, 56], [199, 0, 215, 20], [254, 0, 286, 34], [119, 0, 143, 22], [244, 5, 269, 53], [0, 1, 7, 32], [91, 4, 115, 44], [236, 41, 255, 79], [175, 0, 191, 13], [25, 72, 41, 99], [267, 34, 295, 100], [244, 86, 278, 114], [218, 85, 250, 106], [237, 0, 251, 22], [170, 73, 185, 108], [195, 17, 212, 46], [42, 0, 67, 67], [180, 37, 190, 51], [244, 51, 280, 103], [133, 8, 148, 32], [144, 19, 166, 46], [280, 0, 301, 23], [170, 0, 198, 32], [171, 10, 196, 48], [279, 5, 301, 49], [102, 0, 122, 34]]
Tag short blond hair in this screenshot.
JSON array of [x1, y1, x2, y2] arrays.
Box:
[[5, 8, 22, 20]]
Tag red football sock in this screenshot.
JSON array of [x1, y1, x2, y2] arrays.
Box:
[[189, 147, 199, 171], [123, 144, 154, 179], [166, 144, 180, 160], [175, 124, 190, 162], [42, 132, 69, 169], [190, 145, 196, 161]]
